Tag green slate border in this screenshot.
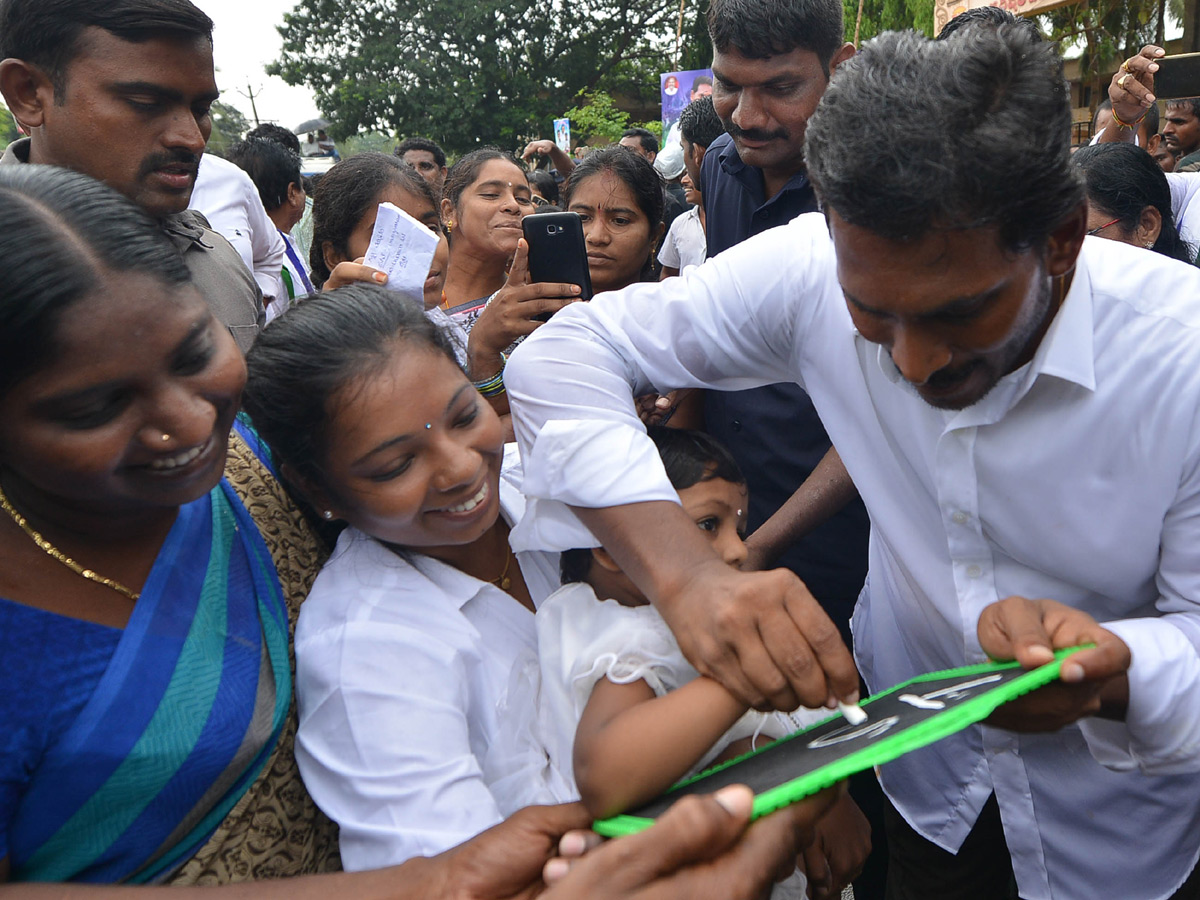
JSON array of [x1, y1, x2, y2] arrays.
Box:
[[593, 647, 1088, 838]]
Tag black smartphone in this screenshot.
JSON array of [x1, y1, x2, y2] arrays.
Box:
[[522, 211, 593, 321], [1154, 53, 1200, 101]]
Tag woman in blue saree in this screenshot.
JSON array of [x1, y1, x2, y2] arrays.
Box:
[[0, 164, 838, 899]]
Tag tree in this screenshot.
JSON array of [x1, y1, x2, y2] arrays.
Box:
[[270, 0, 677, 154], [206, 101, 252, 157], [0, 101, 20, 148], [844, 0, 934, 44]]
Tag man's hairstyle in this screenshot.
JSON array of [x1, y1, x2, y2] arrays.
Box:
[[225, 138, 302, 212], [621, 127, 659, 156], [394, 136, 447, 168], [679, 96, 724, 149], [246, 122, 301, 155], [0, 0, 213, 93], [691, 74, 713, 94], [560, 426, 745, 584], [707, 0, 843, 67], [1166, 97, 1200, 120], [937, 5, 1041, 41], [806, 27, 1085, 252]]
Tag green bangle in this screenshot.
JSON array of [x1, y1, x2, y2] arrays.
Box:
[[473, 352, 507, 398]]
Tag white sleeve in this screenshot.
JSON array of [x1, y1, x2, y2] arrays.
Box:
[[507, 214, 830, 551], [1078, 420, 1200, 773], [241, 177, 288, 304], [657, 216, 684, 268], [1166, 172, 1200, 250], [295, 623, 504, 870]]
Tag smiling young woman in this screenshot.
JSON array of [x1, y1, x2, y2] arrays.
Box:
[[241, 286, 564, 870]]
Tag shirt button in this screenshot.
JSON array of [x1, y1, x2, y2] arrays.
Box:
[[966, 564, 983, 578], [732, 419, 742, 432], [951, 511, 968, 525]]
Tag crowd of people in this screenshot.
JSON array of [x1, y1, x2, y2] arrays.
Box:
[[3, 0, 1200, 899]]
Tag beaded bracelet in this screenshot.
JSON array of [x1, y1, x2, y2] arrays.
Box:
[[473, 352, 508, 398]]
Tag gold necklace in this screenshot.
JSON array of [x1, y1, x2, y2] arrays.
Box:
[[490, 544, 514, 591], [0, 483, 140, 601]]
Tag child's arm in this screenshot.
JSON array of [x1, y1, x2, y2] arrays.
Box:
[[573, 674, 749, 818]]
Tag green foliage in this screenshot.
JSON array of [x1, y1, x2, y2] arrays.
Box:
[[1036, 0, 1166, 109], [0, 101, 20, 148], [845, 0, 935, 43], [632, 120, 663, 141], [271, 0, 678, 155], [206, 101, 252, 157], [563, 91, 630, 144]]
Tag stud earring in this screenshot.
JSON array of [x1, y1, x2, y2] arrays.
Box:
[[322, 510, 333, 520], [161, 433, 171, 442]]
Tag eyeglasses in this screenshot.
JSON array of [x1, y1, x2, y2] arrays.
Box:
[[1087, 217, 1121, 236], [530, 194, 550, 207]]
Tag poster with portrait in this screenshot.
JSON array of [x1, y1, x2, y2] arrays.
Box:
[[553, 118, 571, 155], [660, 68, 714, 151]]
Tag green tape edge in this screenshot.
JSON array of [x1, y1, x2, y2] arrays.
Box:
[[592, 646, 1089, 838]]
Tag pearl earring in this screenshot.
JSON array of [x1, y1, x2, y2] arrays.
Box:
[[322, 510, 333, 520]]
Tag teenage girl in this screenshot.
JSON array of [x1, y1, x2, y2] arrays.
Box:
[[242, 286, 562, 870]]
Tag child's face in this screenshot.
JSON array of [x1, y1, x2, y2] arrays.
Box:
[[678, 477, 749, 569]]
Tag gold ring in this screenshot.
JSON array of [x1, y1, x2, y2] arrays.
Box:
[[1118, 73, 1132, 89], [1121, 59, 1131, 74]]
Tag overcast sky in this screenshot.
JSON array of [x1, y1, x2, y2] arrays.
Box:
[[196, 0, 322, 133]]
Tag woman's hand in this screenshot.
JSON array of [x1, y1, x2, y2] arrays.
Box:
[[323, 258, 388, 291], [467, 238, 581, 377]]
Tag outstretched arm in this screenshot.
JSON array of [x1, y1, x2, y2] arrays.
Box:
[[573, 676, 748, 819]]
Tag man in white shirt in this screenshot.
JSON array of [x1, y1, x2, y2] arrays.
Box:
[[507, 27, 1200, 900], [190, 152, 287, 310]]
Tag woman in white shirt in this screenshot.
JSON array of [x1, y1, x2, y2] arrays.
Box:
[[241, 285, 560, 871]]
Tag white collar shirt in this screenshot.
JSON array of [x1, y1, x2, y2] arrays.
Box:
[[507, 212, 1200, 900], [294, 446, 561, 871]]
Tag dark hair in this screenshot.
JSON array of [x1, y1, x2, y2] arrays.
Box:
[[309, 152, 438, 286], [1166, 98, 1200, 120], [0, 165, 191, 397], [707, 0, 842, 67], [691, 75, 713, 93], [528, 203, 563, 215], [560, 426, 745, 583], [395, 136, 447, 169], [1072, 142, 1194, 263], [246, 122, 301, 155], [0, 0, 213, 94], [243, 285, 457, 494], [806, 27, 1085, 252], [679, 96, 724, 149], [620, 127, 659, 156], [442, 147, 527, 215], [527, 169, 559, 205], [226, 138, 302, 212], [563, 146, 665, 281], [937, 6, 1041, 41]]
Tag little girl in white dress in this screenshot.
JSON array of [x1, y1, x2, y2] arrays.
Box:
[[495, 426, 869, 899]]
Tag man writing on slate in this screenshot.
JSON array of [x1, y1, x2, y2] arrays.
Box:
[[507, 26, 1200, 900]]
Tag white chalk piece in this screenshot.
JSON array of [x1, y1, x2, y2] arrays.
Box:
[[837, 700, 868, 726], [362, 202, 439, 303]]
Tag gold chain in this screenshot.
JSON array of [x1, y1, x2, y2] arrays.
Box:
[[0, 483, 140, 601], [490, 544, 514, 592]]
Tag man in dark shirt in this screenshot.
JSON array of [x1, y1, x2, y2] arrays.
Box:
[[698, 4, 884, 894], [699, 0, 863, 634]]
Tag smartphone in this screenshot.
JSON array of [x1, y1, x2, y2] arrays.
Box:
[[1153, 53, 1200, 100], [522, 211, 593, 321]]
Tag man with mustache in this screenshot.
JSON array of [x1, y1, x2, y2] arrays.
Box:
[[507, 26, 1200, 900], [0, 0, 262, 352]]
